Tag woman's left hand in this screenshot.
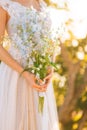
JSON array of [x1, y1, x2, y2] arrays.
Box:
[[43, 72, 53, 89]]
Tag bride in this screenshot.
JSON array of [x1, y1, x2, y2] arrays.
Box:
[[0, 0, 60, 130]]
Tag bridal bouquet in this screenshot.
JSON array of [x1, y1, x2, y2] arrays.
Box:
[[13, 10, 60, 113], [21, 37, 58, 114]]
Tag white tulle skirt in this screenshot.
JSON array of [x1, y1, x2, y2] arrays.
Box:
[[0, 62, 60, 130]]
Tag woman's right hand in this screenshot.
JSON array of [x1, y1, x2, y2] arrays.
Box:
[[22, 71, 47, 92]]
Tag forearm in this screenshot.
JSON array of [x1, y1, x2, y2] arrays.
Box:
[[0, 44, 25, 75]]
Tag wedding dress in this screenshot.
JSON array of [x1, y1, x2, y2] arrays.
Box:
[[0, 0, 60, 130]]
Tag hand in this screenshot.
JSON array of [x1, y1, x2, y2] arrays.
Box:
[[43, 72, 53, 89], [22, 71, 47, 92]]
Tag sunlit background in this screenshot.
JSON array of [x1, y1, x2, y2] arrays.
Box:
[[46, 0, 87, 130], [50, 0, 87, 39]]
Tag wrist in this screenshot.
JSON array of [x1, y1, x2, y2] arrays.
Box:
[[21, 70, 30, 79]]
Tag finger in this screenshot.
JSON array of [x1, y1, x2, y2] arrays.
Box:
[[35, 87, 47, 92], [43, 79, 50, 88], [35, 83, 48, 91], [42, 82, 48, 87], [33, 84, 41, 89], [44, 73, 52, 80], [36, 78, 43, 84], [34, 77, 44, 85], [33, 83, 45, 90], [45, 78, 50, 83], [43, 82, 50, 89]]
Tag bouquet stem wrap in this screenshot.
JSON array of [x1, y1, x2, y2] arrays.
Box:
[[38, 92, 45, 113]]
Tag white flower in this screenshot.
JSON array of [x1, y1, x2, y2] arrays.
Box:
[[36, 73, 40, 79], [37, 68, 40, 71], [39, 64, 43, 68], [31, 70, 35, 73]]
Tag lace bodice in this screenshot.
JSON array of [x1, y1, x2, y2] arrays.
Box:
[[0, 0, 54, 67]]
